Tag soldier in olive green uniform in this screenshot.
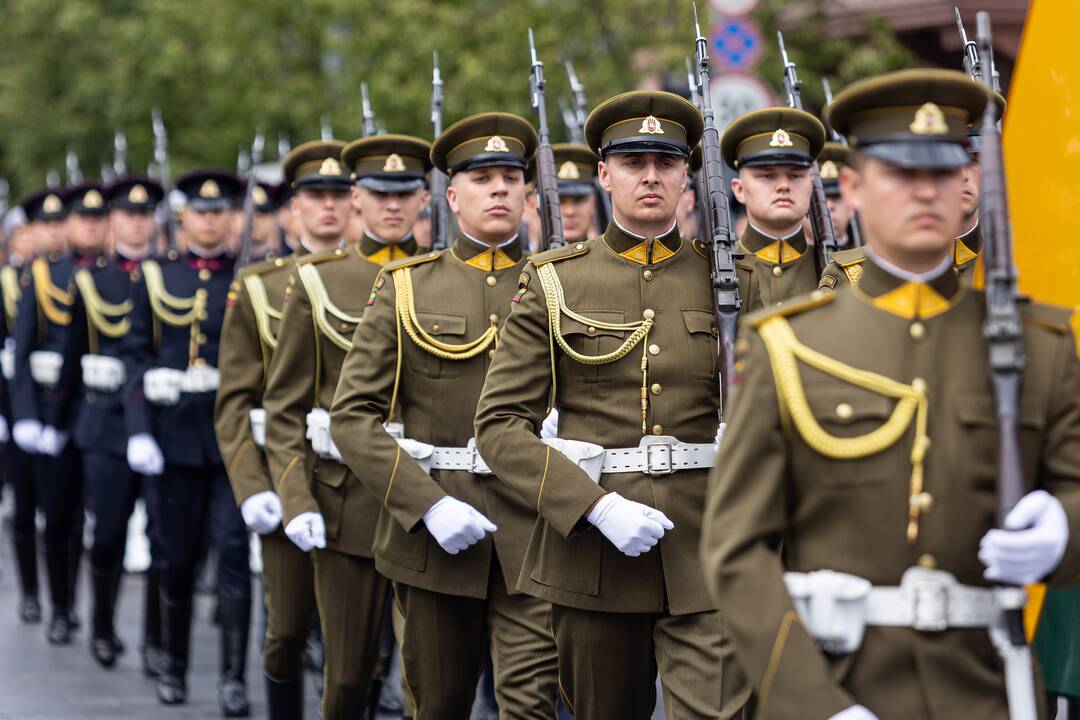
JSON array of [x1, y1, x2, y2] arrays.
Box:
[[722, 108, 826, 312], [262, 135, 429, 719], [215, 140, 354, 718], [474, 92, 750, 719], [552, 143, 600, 244], [329, 114, 559, 718], [817, 142, 856, 249], [701, 69, 1080, 720]]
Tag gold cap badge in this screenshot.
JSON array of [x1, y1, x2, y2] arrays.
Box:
[[128, 184, 149, 203], [638, 116, 665, 135], [43, 194, 62, 213], [484, 135, 510, 153], [383, 153, 406, 173], [83, 189, 104, 209], [199, 179, 221, 199], [769, 129, 794, 148], [319, 158, 342, 176], [252, 186, 268, 205], [910, 103, 947, 136], [819, 160, 839, 179], [557, 161, 581, 180]]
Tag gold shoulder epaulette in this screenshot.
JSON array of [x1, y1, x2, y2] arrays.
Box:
[[31, 257, 73, 326], [691, 239, 709, 259], [1, 265, 21, 324], [1021, 301, 1075, 335], [74, 269, 131, 341], [747, 290, 834, 328], [382, 249, 442, 272], [831, 247, 868, 268], [531, 241, 590, 267], [141, 259, 205, 327], [296, 247, 349, 267]]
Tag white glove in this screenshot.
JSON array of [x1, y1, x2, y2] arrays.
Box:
[[540, 408, 559, 440], [587, 492, 674, 557], [829, 706, 879, 720], [12, 419, 42, 453], [240, 491, 283, 535], [0, 416, 10, 444], [422, 496, 497, 555], [980, 490, 1069, 585], [37, 425, 68, 457], [126, 433, 164, 476], [284, 512, 326, 552], [714, 422, 727, 450]]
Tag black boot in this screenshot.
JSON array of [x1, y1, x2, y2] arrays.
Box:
[[44, 547, 72, 645], [142, 568, 167, 678], [13, 532, 41, 623], [90, 566, 121, 668], [157, 594, 192, 705], [219, 597, 252, 717], [264, 672, 304, 720]]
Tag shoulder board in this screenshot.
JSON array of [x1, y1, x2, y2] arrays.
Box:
[[295, 247, 349, 267], [383, 249, 442, 272], [747, 290, 834, 329], [531, 241, 590, 267], [735, 257, 755, 272], [691, 239, 709, 260], [830, 247, 867, 268], [237, 256, 289, 279], [1021, 300, 1074, 334]]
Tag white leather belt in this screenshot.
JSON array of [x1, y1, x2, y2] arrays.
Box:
[[144, 365, 220, 406], [181, 365, 219, 393], [784, 567, 1002, 655], [401, 438, 492, 475], [81, 354, 126, 392], [29, 350, 63, 388], [250, 408, 266, 449], [539, 435, 717, 483]]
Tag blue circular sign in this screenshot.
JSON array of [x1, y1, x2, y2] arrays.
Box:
[[710, 19, 763, 71]]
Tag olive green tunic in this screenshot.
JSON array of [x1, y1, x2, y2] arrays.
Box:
[[735, 224, 820, 313]]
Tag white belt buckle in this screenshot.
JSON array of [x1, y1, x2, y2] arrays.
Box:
[[645, 441, 674, 476], [913, 580, 949, 632]]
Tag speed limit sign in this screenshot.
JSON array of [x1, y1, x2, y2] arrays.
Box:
[[709, 73, 774, 131]]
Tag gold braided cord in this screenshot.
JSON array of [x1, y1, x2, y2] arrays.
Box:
[[1, 266, 21, 325], [243, 274, 281, 352], [297, 263, 359, 352], [31, 258, 72, 326], [758, 316, 930, 542], [392, 267, 498, 360], [74, 269, 131, 338], [141, 261, 202, 327]]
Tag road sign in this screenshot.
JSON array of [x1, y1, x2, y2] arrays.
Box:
[[709, 0, 761, 15], [710, 73, 773, 131], [710, 18, 763, 71]]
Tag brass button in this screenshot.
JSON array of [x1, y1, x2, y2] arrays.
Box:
[[651, 424, 663, 435], [642, 308, 655, 320], [488, 349, 496, 360], [917, 553, 937, 569], [340, 323, 350, 332], [96, 256, 107, 268], [274, 258, 285, 267], [198, 268, 211, 282], [912, 492, 934, 512], [587, 326, 597, 336], [335, 248, 346, 256], [909, 321, 926, 341], [648, 344, 660, 356], [835, 402, 854, 419], [486, 275, 497, 286], [431, 323, 440, 333], [643, 269, 654, 281], [650, 383, 662, 396], [710, 326, 718, 336], [772, 265, 783, 277], [911, 377, 927, 394], [196, 333, 207, 345], [575, 243, 584, 250], [489, 313, 499, 324]]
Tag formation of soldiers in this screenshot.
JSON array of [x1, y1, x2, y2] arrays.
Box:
[[0, 26, 1079, 720]]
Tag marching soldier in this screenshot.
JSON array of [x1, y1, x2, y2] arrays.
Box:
[[12, 182, 110, 644], [816, 142, 856, 248], [474, 92, 750, 719], [272, 183, 302, 256], [122, 169, 253, 715], [701, 69, 1080, 720], [552, 143, 600, 245], [53, 176, 164, 669], [329, 114, 561, 718], [721, 108, 826, 311], [216, 140, 352, 719], [261, 136, 428, 718], [246, 181, 281, 263]]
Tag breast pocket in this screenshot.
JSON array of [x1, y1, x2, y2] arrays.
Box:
[[682, 308, 718, 381], [805, 388, 897, 485], [406, 311, 468, 378], [954, 392, 1045, 491], [557, 310, 626, 383]]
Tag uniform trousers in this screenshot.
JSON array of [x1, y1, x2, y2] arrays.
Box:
[[84, 451, 140, 574], [5, 441, 38, 596], [394, 561, 559, 720], [34, 445, 83, 611], [550, 604, 752, 720], [260, 531, 316, 680]]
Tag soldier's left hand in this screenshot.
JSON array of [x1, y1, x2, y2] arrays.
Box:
[[979, 490, 1069, 585], [37, 425, 69, 457], [241, 491, 283, 535]]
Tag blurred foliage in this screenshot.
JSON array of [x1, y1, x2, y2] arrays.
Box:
[[0, 0, 914, 198]]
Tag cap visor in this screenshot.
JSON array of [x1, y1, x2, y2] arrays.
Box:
[[556, 181, 594, 197], [861, 141, 970, 170], [738, 152, 813, 169], [451, 154, 528, 175], [188, 197, 232, 212], [356, 176, 426, 193], [602, 137, 688, 156]]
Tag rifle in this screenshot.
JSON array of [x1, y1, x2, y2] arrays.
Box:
[[777, 31, 838, 275], [693, 2, 742, 419], [955, 7, 984, 84], [277, 133, 291, 160], [821, 77, 863, 248], [686, 55, 712, 246], [564, 59, 611, 232], [974, 13, 1038, 720], [320, 116, 334, 141], [65, 149, 83, 185], [429, 51, 451, 251], [361, 82, 377, 138], [528, 28, 564, 250], [151, 107, 177, 252], [0, 178, 8, 219], [236, 128, 266, 272], [113, 128, 128, 177]]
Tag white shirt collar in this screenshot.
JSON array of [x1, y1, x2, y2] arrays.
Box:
[[462, 230, 518, 249], [865, 245, 952, 283], [612, 216, 678, 241], [187, 244, 226, 259], [748, 221, 802, 242]]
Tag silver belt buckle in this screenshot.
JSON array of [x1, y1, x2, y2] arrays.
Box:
[[645, 441, 674, 476], [912, 580, 949, 631]]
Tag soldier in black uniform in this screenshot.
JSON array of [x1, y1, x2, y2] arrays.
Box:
[[121, 169, 253, 716], [52, 177, 164, 669], [12, 182, 109, 644]]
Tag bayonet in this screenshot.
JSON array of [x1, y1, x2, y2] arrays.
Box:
[[113, 128, 127, 177], [361, 82, 377, 137], [528, 28, 565, 249], [65, 149, 83, 185], [429, 50, 452, 250]]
